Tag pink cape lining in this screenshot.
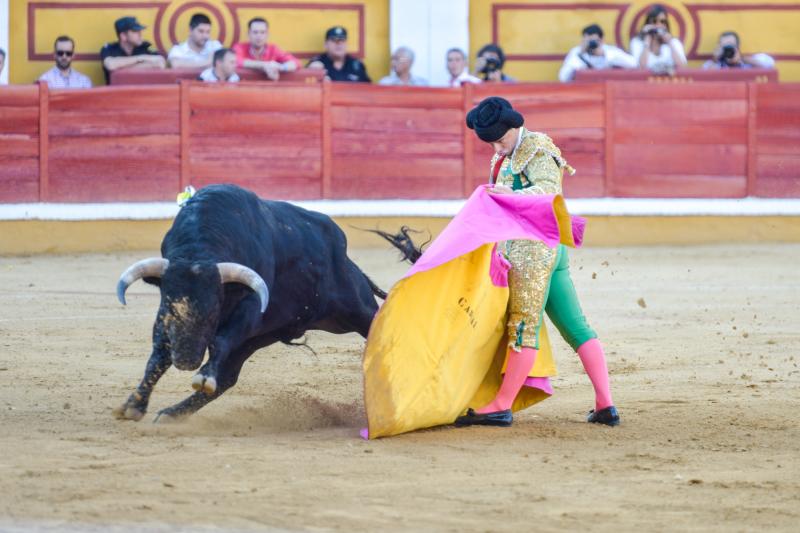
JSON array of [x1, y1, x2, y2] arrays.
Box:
[[404, 186, 585, 278]]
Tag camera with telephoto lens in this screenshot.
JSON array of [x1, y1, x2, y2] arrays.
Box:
[[646, 27, 663, 37], [587, 39, 600, 52], [480, 56, 501, 74], [721, 44, 737, 60]]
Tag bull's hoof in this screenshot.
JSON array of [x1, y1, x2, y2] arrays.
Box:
[[112, 403, 145, 421], [152, 409, 186, 424], [191, 373, 217, 395]]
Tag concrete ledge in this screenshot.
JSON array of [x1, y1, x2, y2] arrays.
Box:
[[2, 215, 800, 255], [2, 197, 800, 221]]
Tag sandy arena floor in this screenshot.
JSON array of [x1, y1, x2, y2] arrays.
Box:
[[0, 244, 798, 532]]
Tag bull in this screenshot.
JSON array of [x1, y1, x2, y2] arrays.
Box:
[[113, 184, 389, 422]]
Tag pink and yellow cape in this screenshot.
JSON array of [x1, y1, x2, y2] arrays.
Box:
[[362, 186, 585, 439]]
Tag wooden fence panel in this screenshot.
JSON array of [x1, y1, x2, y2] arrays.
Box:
[[754, 83, 800, 197], [609, 82, 749, 198], [0, 86, 40, 202], [329, 85, 463, 199], [1, 82, 799, 203], [188, 83, 323, 200], [47, 87, 180, 202]]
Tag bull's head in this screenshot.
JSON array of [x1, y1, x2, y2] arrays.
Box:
[[116, 258, 269, 371]]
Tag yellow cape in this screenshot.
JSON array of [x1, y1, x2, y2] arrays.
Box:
[[362, 243, 556, 439]]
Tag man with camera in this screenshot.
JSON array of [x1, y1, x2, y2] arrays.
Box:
[[473, 44, 515, 83], [702, 31, 775, 70], [558, 24, 636, 82]]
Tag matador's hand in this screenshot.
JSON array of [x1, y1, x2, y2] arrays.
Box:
[[487, 185, 513, 195]]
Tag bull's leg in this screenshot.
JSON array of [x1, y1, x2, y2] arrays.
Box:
[[191, 297, 264, 395], [112, 339, 170, 421], [154, 339, 269, 423]]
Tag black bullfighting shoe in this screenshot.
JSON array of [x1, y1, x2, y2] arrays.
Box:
[[587, 405, 620, 426], [454, 408, 513, 427]]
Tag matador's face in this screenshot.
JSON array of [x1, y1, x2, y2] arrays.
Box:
[[490, 127, 520, 157]]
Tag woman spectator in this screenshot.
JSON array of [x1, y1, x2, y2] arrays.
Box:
[[630, 4, 687, 74]]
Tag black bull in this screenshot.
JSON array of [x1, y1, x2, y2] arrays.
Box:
[[113, 184, 404, 422]]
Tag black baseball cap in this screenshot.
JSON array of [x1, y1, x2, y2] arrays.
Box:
[[115, 16, 146, 34], [325, 26, 347, 41]]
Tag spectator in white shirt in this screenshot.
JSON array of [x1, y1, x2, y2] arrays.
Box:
[[630, 4, 687, 74], [198, 48, 240, 82], [702, 31, 776, 70], [38, 36, 92, 89], [446, 48, 481, 87], [168, 13, 222, 69], [559, 24, 637, 82], [379, 46, 428, 86]]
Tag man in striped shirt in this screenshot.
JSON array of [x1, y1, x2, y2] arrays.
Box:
[[38, 36, 92, 89]]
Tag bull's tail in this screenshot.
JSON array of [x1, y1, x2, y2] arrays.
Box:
[[361, 226, 427, 301], [367, 226, 427, 264]]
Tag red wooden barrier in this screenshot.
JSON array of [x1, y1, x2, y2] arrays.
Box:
[[330, 84, 464, 199], [607, 82, 749, 198], [0, 85, 40, 202], [187, 82, 322, 199], [753, 83, 800, 197], [47, 86, 180, 202], [0, 81, 798, 203], [575, 68, 778, 83], [110, 68, 324, 86]]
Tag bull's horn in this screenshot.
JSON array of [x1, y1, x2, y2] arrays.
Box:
[[217, 263, 269, 313], [116, 258, 169, 305]]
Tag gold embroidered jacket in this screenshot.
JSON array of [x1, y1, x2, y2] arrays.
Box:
[[491, 128, 574, 350]]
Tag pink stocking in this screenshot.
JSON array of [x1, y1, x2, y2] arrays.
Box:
[[577, 338, 613, 410], [476, 347, 537, 414]]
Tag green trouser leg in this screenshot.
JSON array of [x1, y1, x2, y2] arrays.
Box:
[[543, 246, 597, 351]]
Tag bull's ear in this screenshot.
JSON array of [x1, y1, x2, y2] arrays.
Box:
[[143, 276, 162, 287]]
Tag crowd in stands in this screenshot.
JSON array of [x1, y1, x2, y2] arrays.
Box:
[[559, 5, 774, 81], [0, 4, 777, 88]]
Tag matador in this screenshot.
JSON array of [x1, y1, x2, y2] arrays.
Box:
[[455, 96, 620, 428]]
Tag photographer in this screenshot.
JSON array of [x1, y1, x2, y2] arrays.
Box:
[[473, 44, 515, 83], [629, 4, 687, 74], [558, 24, 637, 82], [703, 31, 775, 70]]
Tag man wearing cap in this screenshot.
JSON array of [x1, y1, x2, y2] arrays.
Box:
[[100, 16, 166, 84], [232, 17, 300, 81], [454, 96, 619, 428], [307, 26, 370, 82]]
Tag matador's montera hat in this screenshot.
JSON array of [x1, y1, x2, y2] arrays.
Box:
[[466, 96, 524, 143]]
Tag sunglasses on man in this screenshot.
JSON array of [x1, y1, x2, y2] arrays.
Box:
[[56, 50, 74, 57]]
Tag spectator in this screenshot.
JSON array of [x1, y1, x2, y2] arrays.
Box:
[[307, 26, 371, 82], [101, 16, 166, 84], [559, 24, 637, 82], [198, 48, 240, 82], [473, 44, 515, 82], [38, 36, 92, 89], [232, 17, 300, 81], [0, 48, 6, 84], [703, 31, 775, 70], [168, 13, 222, 69], [379, 46, 427, 86], [446, 48, 481, 87], [629, 4, 687, 74]]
